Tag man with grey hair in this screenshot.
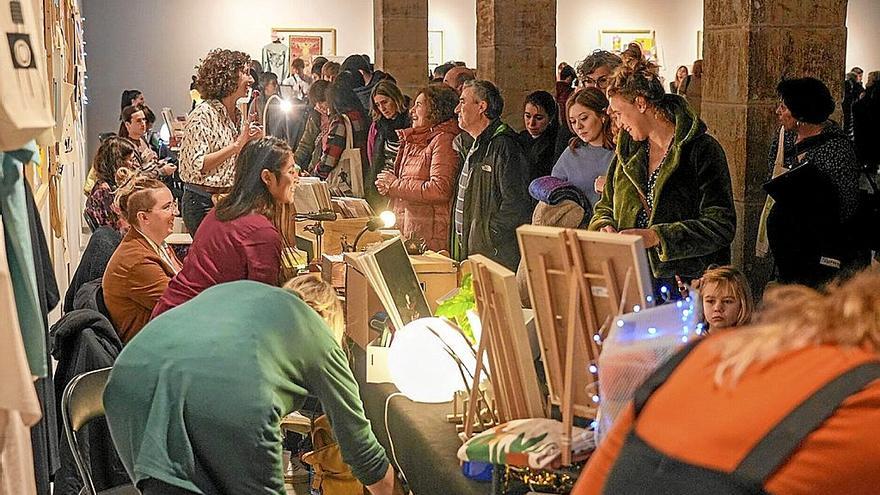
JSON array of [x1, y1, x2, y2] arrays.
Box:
[[452, 79, 533, 269]]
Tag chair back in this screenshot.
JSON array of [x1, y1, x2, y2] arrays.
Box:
[[62, 367, 113, 495]]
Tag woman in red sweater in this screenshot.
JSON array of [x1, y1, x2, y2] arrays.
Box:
[[375, 84, 461, 251], [152, 137, 299, 317], [574, 270, 880, 495]]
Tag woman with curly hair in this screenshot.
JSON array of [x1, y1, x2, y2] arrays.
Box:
[[179, 48, 263, 234], [588, 43, 735, 297], [84, 136, 141, 232], [375, 84, 462, 251], [574, 269, 880, 495]]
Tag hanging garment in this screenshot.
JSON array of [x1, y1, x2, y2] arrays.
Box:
[[0, 142, 46, 377], [0, 0, 54, 151], [261, 41, 289, 80], [0, 222, 42, 495], [24, 178, 61, 494]]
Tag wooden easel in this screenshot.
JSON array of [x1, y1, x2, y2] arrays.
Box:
[[462, 255, 546, 440], [518, 226, 651, 465]]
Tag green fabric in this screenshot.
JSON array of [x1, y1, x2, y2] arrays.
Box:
[[104, 281, 389, 494], [588, 95, 736, 278], [0, 142, 46, 377]]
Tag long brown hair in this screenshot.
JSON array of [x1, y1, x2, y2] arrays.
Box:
[[566, 88, 614, 150], [713, 270, 880, 386], [215, 137, 292, 221], [91, 136, 139, 187]]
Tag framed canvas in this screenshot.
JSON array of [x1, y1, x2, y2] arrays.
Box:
[[697, 30, 703, 59], [428, 30, 444, 72], [271, 27, 337, 73], [599, 29, 657, 63]]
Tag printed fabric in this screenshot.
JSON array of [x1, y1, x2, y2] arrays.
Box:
[[179, 100, 240, 188], [458, 418, 595, 469]]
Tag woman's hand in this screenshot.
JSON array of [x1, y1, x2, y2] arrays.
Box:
[[594, 175, 606, 194], [600, 225, 617, 234], [366, 465, 404, 495], [619, 228, 660, 248], [375, 171, 397, 196], [235, 123, 263, 152], [159, 163, 177, 176]]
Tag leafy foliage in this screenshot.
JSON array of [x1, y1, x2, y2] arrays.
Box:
[[434, 273, 476, 343]]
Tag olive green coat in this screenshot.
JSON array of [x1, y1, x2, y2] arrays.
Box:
[[588, 95, 736, 279]]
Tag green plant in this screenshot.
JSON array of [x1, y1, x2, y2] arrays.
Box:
[[434, 273, 476, 343]]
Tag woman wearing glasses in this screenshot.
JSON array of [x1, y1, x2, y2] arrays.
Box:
[[102, 172, 182, 342]]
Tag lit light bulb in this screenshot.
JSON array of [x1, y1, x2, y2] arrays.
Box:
[[647, 327, 657, 335], [660, 286, 669, 294], [676, 301, 683, 308], [592, 395, 600, 403], [646, 295, 654, 303], [589, 365, 598, 373], [593, 335, 602, 343], [379, 210, 396, 228], [681, 336, 689, 343], [633, 305, 641, 313], [616, 319, 624, 328]]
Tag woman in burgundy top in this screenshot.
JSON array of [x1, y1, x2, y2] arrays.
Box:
[[152, 137, 299, 317]]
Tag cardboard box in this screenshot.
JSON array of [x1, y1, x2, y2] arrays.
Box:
[[344, 251, 458, 349]]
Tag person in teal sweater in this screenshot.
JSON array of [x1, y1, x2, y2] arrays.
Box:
[[103, 278, 397, 495]]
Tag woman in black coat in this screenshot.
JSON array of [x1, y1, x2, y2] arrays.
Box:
[[518, 90, 561, 181]]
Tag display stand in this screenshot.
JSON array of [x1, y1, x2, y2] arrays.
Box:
[[463, 255, 546, 440], [517, 226, 653, 465]]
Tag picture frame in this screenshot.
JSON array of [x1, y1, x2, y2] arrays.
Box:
[[428, 30, 444, 72], [599, 29, 657, 63], [697, 30, 704, 59], [271, 27, 337, 73]]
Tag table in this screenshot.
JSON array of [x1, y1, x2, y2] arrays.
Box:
[[350, 349, 488, 495]]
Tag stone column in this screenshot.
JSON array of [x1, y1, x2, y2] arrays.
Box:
[[476, 0, 556, 129], [373, 0, 428, 98], [701, 0, 848, 291]]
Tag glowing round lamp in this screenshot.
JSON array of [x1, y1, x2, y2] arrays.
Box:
[[378, 210, 396, 228], [388, 317, 477, 403]]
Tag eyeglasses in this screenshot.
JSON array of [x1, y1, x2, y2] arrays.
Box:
[[583, 75, 610, 88]]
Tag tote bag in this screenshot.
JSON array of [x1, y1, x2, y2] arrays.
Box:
[[0, 0, 54, 151], [326, 114, 365, 198]]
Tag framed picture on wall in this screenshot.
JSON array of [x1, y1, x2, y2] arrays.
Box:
[[271, 27, 337, 73], [428, 30, 444, 73], [599, 29, 657, 63], [697, 30, 703, 59]]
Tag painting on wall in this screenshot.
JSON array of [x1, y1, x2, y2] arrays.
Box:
[[599, 29, 658, 64], [428, 30, 444, 73], [697, 30, 703, 59], [272, 27, 337, 73]]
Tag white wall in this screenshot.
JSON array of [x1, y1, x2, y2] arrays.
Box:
[[429, 0, 477, 67], [846, 0, 880, 76], [82, 0, 374, 159], [556, 0, 703, 85]]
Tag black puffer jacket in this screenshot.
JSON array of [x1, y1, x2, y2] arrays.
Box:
[[451, 119, 534, 269], [50, 309, 127, 494]]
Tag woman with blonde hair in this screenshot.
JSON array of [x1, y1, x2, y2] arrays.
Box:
[[573, 270, 880, 495], [104, 277, 399, 495], [589, 43, 735, 298], [102, 172, 181, 342]]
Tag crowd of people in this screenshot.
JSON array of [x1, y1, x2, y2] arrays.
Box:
[[65, 39, 880, 495]]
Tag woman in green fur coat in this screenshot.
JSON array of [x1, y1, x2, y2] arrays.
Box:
[[588, 43, 735, 294]]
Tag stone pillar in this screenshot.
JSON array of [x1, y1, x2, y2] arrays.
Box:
[[374, 0, 428, 98], [476, 0, 556, 129], [701, 0, 848, 291]]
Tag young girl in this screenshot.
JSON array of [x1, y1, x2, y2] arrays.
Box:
[[698, 265, 754, 331]]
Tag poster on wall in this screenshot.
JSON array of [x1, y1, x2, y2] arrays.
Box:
[[272, 27, 337, 74], [599, 29, 658, 64], [428, 30, 444, 73]]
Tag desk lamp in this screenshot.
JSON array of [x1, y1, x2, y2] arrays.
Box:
[[349, 211, 396, 252]]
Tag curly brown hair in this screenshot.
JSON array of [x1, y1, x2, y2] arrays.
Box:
[[418, 84, 459, 125], [195, 49, 250, 100]]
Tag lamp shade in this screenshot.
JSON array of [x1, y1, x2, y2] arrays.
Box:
[[388, 318, 477, 403]]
